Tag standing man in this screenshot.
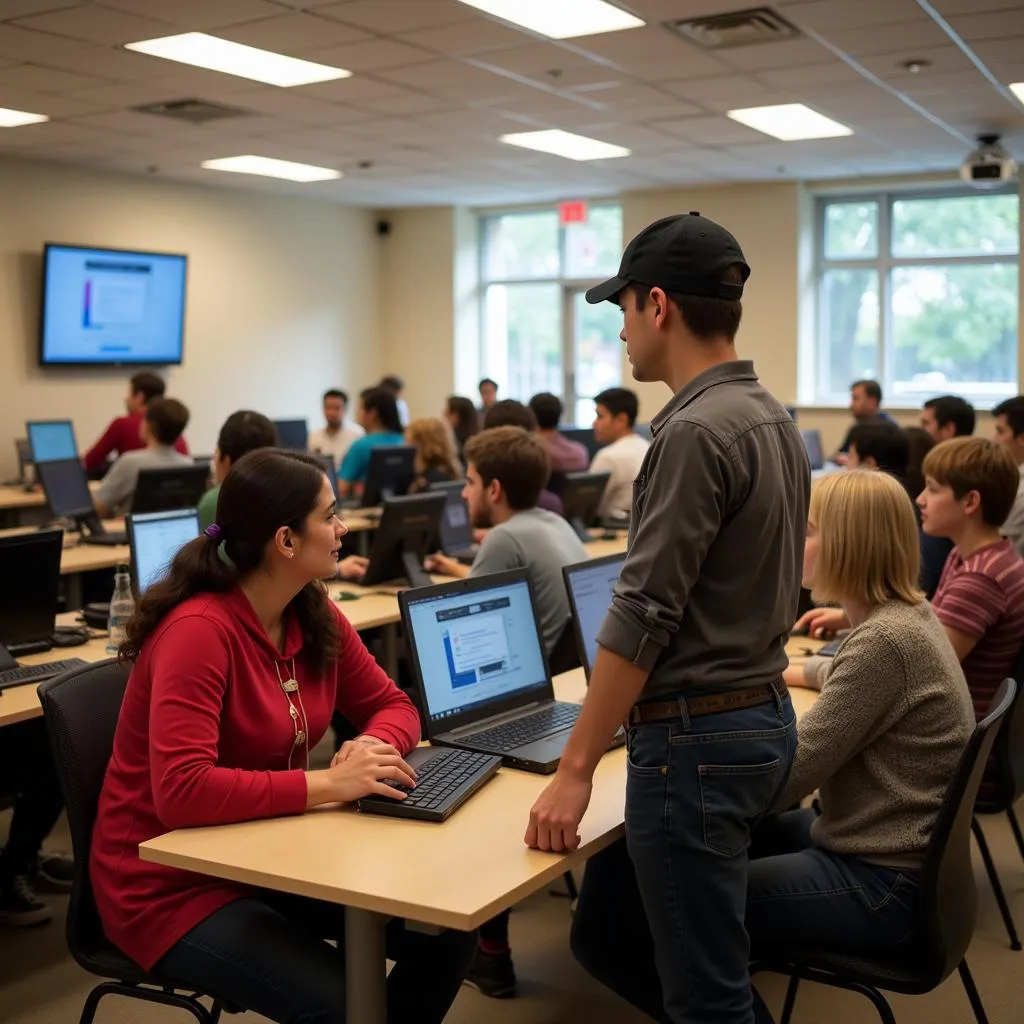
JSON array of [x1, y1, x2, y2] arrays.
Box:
[[478, 377, 499, 417], [590, 386, 649, 520], [308, 389, 364, 466], [525, 213, 809, 1024], [832, 379, 892, 463]]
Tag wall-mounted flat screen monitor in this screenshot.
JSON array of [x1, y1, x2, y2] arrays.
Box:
[[40, 243, 188, 366]]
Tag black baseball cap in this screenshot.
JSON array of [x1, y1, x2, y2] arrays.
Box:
[[585, 211, 750, 305]]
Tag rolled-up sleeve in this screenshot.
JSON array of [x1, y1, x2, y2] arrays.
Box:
[[596, 421, 730, 671]]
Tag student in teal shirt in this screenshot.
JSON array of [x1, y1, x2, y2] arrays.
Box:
[[338, 386, 406, 499], [198, 411, 279, 530]]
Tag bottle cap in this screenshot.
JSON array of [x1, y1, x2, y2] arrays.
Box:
[[116, 562, 130, 574]]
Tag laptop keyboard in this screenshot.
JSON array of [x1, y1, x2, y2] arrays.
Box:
[[0, 658, 88, 691], [469, 702, 582, 753], [385, 748, 499, 810]]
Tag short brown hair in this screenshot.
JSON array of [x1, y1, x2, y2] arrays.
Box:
[[483, 399, 538, 432], [463, 426, 550, 511], [145, 397, 189, 446], [130, 371, 165, 403], [630, 263, 745, 342], [922, 437, 1019, 527]]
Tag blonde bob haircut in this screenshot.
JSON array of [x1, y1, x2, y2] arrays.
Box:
[[809, 470, 923, 607]]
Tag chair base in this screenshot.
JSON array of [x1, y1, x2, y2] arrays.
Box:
[[79, 979, 224, 1024]]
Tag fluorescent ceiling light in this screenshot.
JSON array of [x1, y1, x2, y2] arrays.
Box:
[[201, 156, 342, 183], [125, 32, 350, 87], [727, 103, 852, 141], [500, 129, 630, 161], [1010, 82, 1024, 104], [0, 107, 48, 127], [456, 0, 643, 39]]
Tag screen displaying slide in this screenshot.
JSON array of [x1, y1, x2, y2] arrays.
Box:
[[406, 580, 549, 722], [41, 245, 187, 365], [567, 557, 624, 670], [133, 514, 199, 593]]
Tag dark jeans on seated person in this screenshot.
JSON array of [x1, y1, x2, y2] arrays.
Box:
[[0, 719, 64, 881], [573, 810, 924, 1024], [157, 889, 477, 1024]]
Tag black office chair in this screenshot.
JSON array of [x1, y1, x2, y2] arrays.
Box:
[[751, 678, 1016, 1024], [39, 660, 235, 1024], [972, 646, 1024, 950]]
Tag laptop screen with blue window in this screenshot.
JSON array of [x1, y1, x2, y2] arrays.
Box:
[[404, 575, 549, 725]]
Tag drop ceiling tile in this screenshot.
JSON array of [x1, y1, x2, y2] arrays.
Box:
[[240, 88, 373, 124], [0, 0, 87, 17], [71, 108, 214, 136], [716, 38, 833, 72], [0, 23, 84, 59], [349, 91, 457, 116], [781, 0, 928, 32], [217, 13, 372, 53], [470, 41, 602, 77], [98, 0, 283, 30], [662, 74, 771, 102], [930, 0, 1024, 14], [819, 21, 952, 57], [377, 59, 529, 102], [305, 38, 435, 72], [756, 63, 870, 90], [13, 5, 173, 45], [855, 46, 978, 80], [0, 88, 115, 116], [654, 115, 770, 145], [396, 17, 527, 55], [971, 38, 1024, 65], [296, 75, 418, 103], [954, 10, 1024, 41], [0, 61, 109, 92], [316, 0, 470, 32], [33, 44, 175, 79]]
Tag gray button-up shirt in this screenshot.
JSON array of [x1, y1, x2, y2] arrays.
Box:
[[595, 360, 810, 700]]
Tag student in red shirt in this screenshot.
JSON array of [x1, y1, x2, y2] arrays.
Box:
[[83, 371, 188, 473], [90, 448, 475, 1023]]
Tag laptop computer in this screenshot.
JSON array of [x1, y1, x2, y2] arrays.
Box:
[[430, 480, 477, 564], [800, 429, 825, 471], [563, 553, 627, 678], [0, 529, 63, 656], [127, 508, 200, 596], [399, 568, 585, 774]]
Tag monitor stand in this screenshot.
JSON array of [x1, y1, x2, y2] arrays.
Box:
[[77, 513, 127, 546], [569, 517, 592, 543], [402, 549, 433, 589]]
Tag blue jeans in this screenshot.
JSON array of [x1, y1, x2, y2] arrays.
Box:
[[625, 690, 797, 1024]]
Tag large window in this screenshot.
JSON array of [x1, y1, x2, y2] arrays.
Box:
[[812, 189, 1019, 406], [480, 205, 623, 425]]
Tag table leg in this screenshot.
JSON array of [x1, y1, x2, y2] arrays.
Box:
[[345, 906, 387, 1024]]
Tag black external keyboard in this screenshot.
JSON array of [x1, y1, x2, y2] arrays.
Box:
[[358, 748, 501, 822], [469, 702, 582, 753], [0, 658, 89, 692]]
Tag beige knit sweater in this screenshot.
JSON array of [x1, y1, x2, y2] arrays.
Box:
[[778, 599, 974, 867]]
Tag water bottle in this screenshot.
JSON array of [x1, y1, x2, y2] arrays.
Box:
[[107, 564, 135, 654]]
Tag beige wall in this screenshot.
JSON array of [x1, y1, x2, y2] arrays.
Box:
[[0, 156, 381, 478]]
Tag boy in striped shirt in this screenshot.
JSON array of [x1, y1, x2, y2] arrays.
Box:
[[918, 437, 1024, 794]]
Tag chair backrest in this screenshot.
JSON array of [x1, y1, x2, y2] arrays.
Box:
[[38, 659, 132, 969], [548, 618, 582, 677], [988, 644, 1024, 808], [920, 678, 1016, 983]]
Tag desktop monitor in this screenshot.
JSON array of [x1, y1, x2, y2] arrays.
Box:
[[563, 553, 625, 678], [127, 508, 200, 595], [35, 458, 123, 543], [312, 453, 340, 502], [26, 419, 78, 463], [362, 445, 416, 508], [130, 464, 210, 514], [361, 491, 448, 589], [272, 419, 309, 450], [0, 529, 63, 656], [560, 471, 610, 541], [559, 427, 604, 462], [429, 480, 473, 553], [800, 429, 825, 471]]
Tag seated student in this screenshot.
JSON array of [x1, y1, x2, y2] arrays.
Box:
[[831, 378, 894, 464], [904, 427, 949, 598], [84, 371, 188, 474], [90, 449, 475, 1022], [478, 377, 498, 417], [378, 374, 410, 428], [589, 386, 649, 521], [94, 398, 192, 517], [337, 387, 405, 501], [993, 395, 1024, 557], [444, 395, 479, 463], [198, 411, 279, 531], [308, 388, 364, 466], [921, 394, 975, 442], [528, 392, 589, 473], [483, 400, 563, 516], [406, 417, 462, 493], [571, 471, 974, 1024], [424, 426, 588, 998], [0, 721, 73, 926]]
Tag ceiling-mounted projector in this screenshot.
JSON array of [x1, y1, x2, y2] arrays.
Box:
[[960, 134, 1017, 188]]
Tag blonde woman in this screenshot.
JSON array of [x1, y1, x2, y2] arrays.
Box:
[[745, 470, 974, 1021], [406, 417, 462, 492]]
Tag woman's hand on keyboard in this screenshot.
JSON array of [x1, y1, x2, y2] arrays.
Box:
[[307, 743, 417, 806]]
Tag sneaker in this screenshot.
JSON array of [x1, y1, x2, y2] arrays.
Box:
[[34, 853, 74, 894], [0, 875, 52, 927], [464, 947, 517, 999]]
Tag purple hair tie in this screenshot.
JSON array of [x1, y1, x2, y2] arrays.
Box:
[[204, 523, 223, 542]]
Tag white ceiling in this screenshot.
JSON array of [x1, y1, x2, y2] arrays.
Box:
[[0, 0, 1022, 206]]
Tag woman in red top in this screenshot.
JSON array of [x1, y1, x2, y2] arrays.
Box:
[[91, 449, 475, 1023]]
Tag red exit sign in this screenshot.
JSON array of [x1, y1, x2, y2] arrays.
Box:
[[559, 200, 588, 224]]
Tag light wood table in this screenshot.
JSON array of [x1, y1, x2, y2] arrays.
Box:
[[0, 484, 47, 514], [141, 665, 820, 1024], [583, 532, 628, 559]]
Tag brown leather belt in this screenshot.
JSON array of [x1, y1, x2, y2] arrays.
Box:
[[627, 681, 787, 727]]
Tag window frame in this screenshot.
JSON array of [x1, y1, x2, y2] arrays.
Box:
[[812, 184, 1019, 408]]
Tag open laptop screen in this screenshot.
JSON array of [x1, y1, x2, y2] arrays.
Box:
[[27, 420, 78, 463], [404, 574, 548, 726], [564, 554, 625, 677], [128, 508, 200, 594]]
